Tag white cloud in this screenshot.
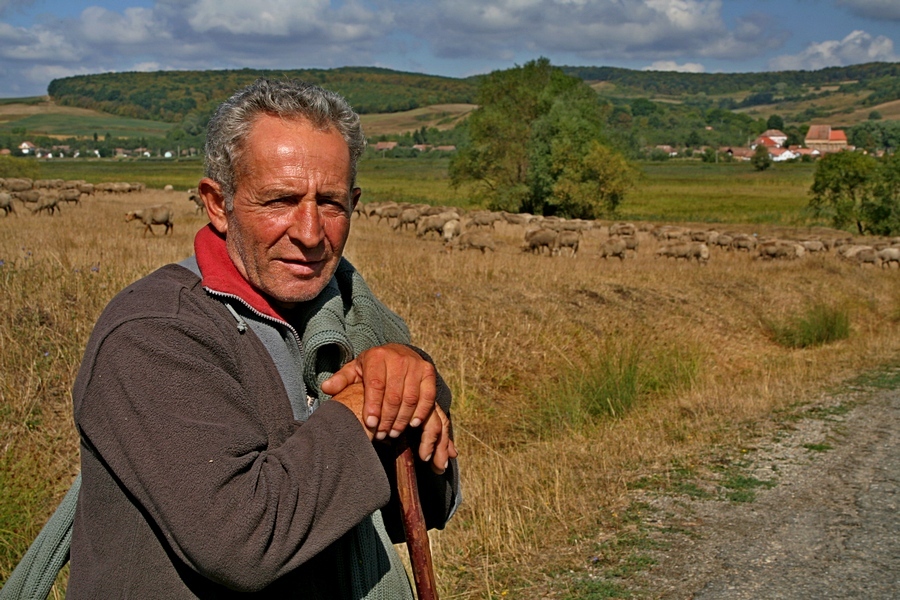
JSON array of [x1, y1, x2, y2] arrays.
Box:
[[769, 30, 898, 70], [78, 6, 168, 45], [836, 0, 900, 21], [397, 0, 785, 63], [642, 60, 705, 72]]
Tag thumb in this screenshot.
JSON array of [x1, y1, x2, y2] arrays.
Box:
[[321, 359, 363, 395]]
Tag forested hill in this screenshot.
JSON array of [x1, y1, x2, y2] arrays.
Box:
[[47, 67, 480, 123], [46, 61, 900, 126]]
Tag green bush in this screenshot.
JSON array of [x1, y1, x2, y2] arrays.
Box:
[[0, 155, 40, 179], [768, 303, 850, 348]]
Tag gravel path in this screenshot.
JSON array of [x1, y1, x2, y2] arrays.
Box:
[[634, 386, 899, 599]]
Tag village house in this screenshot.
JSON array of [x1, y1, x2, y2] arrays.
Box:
[[18, 141, 35, 155], [759, 129, 788, 146], [373, 141, 398, 152], [805, 125, 849, 153]]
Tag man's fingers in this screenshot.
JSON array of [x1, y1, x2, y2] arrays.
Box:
[[362, 356, 389, 434], [418, 407, 456, 474]]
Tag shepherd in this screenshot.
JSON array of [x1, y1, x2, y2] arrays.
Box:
[[6, 78, 460, 600]]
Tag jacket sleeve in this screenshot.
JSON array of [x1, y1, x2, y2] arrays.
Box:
[[73, 313, 391, 592], [376, 345, 462, 543]]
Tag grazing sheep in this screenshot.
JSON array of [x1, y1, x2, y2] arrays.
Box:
[[854, 247, 881, 267], [609, 222, 636, 237], [0, 192, 15, 216], [798, 240, 826, 253], [393, 208, 421, 231], [522, 228, 558, 255], [465, 211, 502, 230], [877, 247, 900, 268], [14, 190, 41, 204], [730, 234, 758, 252], [554, 230, 581, 257], [30, 194, 61, 216], [652, 225, 689, 241], [452, 231, 496, 254], [656, 242, 709, 263], [441, 219, 461, 243], [757, 241, 805, 260], [126, 205, 174, 236], [598, 237, 628, 260], [58, 188, 82, 206], [417, 212, 458, 239], [375, 203, 403, 225], [187, 189, 204, 214]]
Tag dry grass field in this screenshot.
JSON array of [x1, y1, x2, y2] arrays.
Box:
[[1, 191, 899, 597]]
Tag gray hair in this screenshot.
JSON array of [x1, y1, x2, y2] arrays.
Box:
[[204, 78, 366, 208]]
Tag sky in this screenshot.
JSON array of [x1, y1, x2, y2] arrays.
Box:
[[0, 0, 899, 98]]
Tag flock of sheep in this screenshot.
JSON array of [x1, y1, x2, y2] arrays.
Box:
[[0, 177, 175, 235], [3, 177, 898, 268], [356, 200, 900, 268]]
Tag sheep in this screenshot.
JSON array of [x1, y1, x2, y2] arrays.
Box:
[[522, 228, 558, 255], [656, 242, 709, 263], [877, 247, 900, 268], [126, 205, 174, 236], [554, 230, 581, 257], [393, 208, 421, 231], [651, 225, 689, 241], [0, 192, 15, 216], [417, 212, 458, 239], [30, 194, 61, 216], [757, 241, 805, 260], [441, 219, 461, 243], [730, 234, 758, 252], [58, 188, 82, 206], [798, 240, 826, 253], [452, 231, 496, 254], [187, 189, 204, 214], [465, 211, 502, 230], [375, 203, 403, 225], [14, 190, 41, 204], [609, 222, 636, 237], [598, 237, 628, 260]]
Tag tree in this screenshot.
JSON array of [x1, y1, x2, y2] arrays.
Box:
[[861, 152, 900, 235], [809, 151, 879, 234], [751, 145, 772, 171], [546, 141, 638, 218], [767, 114, 784, 130], [449, 58, 627, 216]]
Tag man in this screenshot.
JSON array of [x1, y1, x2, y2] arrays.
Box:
[[67, 79, 460, 598]]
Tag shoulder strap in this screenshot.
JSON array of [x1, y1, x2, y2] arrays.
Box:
[[0, 474, 81, 600]]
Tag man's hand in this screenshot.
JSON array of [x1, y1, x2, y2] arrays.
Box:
[[322, 343, 437, 440], [323, 344, 457, 473]]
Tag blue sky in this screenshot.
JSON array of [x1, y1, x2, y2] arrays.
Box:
[[1, 0, 898, 98]]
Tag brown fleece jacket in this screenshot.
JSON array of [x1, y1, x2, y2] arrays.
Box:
[[68, 262, 453, 598]]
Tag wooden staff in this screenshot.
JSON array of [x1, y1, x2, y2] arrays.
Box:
[[395, 435, 439, 600]]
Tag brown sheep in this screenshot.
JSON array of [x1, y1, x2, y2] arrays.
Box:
[[126, 205, 174, 236], [554, 230, 581, 257], [598, 237, 628, 260], [656, 242, 709, 263], [0, 191, 15, 216], [452, 231, 496, 254], [522, 228, 558, 255], [30, 194, 61, 216]]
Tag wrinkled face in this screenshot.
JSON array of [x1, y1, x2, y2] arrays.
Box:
[[220, 114, 359, 307]]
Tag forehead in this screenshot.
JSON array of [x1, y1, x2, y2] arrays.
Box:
[[238, 114, 351, 181]]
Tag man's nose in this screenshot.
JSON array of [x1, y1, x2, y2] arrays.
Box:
[[289, 200, 326, 248]]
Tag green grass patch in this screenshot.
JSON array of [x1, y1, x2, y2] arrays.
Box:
[[802, 443, 833, 452], [766, 302, 851, 348], [844, 365, 900, 390], [0, 113, 173, 138], [39, 158, 204, 190], [527, 338, 701, 436], [721, 473, 776, 503]]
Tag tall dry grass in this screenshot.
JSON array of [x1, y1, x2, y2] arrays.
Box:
[[2, 194, 899, 597]]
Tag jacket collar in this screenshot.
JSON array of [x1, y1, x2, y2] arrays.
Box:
[[194, 224, 289, 323]]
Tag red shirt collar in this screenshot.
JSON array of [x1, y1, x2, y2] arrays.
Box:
[[193, 224, 289, 322]]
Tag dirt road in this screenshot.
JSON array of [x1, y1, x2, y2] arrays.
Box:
[[632, 384, 899, 599]]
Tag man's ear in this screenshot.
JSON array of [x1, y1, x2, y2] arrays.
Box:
[[350, 187, 361, 213], [199, 178, 228, 234]]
